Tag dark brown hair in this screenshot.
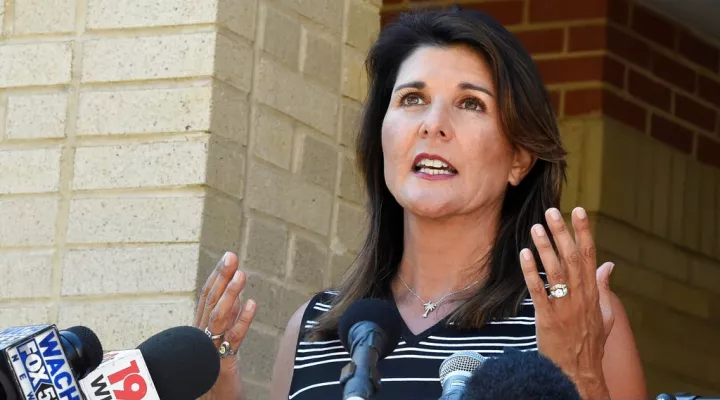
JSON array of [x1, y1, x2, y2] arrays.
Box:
[[309, 8, 567, 339]]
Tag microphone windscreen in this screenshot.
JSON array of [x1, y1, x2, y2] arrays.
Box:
[[338, 298, 402, 359], [64, 325, 104, 377], [464, 348, 581, 400], [136, 325, 221, 400], [439, 350, 486, 382]]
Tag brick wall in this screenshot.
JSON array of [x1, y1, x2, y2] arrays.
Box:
[[383, 0, 720, 166], [382, 0, 720, 396], [0, 1, 378, 398]]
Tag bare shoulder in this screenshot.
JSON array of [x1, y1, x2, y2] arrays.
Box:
[[269, 300, 311, 400], [602, 293, 647, 399]]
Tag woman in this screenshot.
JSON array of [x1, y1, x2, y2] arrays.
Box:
[[194, 8, 647, 400]]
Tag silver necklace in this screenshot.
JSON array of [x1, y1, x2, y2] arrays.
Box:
[[398, 274, 480, 318]]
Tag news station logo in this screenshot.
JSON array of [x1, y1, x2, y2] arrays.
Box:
[[79, 350, 159, 400], [0, 326, 46, 350], [5, 327, 82, 400]]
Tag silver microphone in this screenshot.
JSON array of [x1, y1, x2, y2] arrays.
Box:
[[438, 351, 487, 399]]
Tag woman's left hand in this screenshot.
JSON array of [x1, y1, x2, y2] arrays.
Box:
[[519, 207, 616, 399]]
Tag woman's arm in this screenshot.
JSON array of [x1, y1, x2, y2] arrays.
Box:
[[269, 300, 311, 400], [602, 293, 647, 399]]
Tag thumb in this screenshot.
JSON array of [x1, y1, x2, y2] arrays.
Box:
[[595, 261, 615, 292]]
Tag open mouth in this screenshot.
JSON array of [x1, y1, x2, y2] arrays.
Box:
[[412, 154, 458, 176]]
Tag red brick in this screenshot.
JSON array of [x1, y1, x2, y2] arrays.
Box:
[[384, 0, 403, 3], [529, 0, 607, 22], [651, 51, 696, 92], [608, 0, 629, 25], [607, 26, 652, 68], [675, 93, 717, 132], [462, 1, 524, 26], [565, 88, 603, 116], [603, 56, 626, 89], [535, 56, 604, 84], [568, 25, 606, 52], [515, 28, 564, 54], [630, 4, 677, 49], [380, 10, 402, 27], [627, 69, 671, 111], [650, 114, 694, 154], [697, 135, 720, 169], [698, 75, 720, 109], [604, 90, 647, 132], [678, 30, 720, 72]]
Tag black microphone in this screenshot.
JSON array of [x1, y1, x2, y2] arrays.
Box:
[[657, 393, 720, 400], [338, 299, 402, 400], [462, 348, 581, 400], [79, 325, 221, 400], [437, 350, 487, 399], [0, 324, 103, 400]]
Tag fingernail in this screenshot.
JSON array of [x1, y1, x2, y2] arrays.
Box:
[[520, 248, 532, 261], [533, 225, 545, 237], [224, 252, 232, 267], [232, 271, 242, 282], [244, 299, 255, 311], [548, 208, 561, 221], [575, 207, 587, 220], [609, 262, 615, 275]]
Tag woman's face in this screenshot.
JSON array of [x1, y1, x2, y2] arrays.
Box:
[[381, 44, 530, 219]]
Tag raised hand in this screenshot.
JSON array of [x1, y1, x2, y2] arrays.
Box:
[[194, 252, 257, 400], [519, 207, 615, 399]]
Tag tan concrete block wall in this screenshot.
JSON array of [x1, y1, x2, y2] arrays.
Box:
[[0, 0, 226, 349], [0, 1, 378, 398], [560, 117, 720, 395]]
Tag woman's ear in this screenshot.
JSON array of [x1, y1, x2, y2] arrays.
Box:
[[508, 147, 536, 186]]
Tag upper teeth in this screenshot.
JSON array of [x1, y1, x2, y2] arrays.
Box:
[[416, 158, 449, 168]]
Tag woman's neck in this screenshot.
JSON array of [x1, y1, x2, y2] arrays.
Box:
[[395, 207, 500, 303]]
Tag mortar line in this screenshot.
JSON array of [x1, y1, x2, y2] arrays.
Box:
[[2, 0, 13, 37], [0, 92, 7, 141], [236, 0, 265, 286], [0, 131, 210, 150], [49, 0, 87, 325], [0, 23, 217, 43], [0, 292, 195, 307], [324, 0, 354, 289]]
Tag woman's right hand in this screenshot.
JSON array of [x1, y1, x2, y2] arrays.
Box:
[[194, 251, 257, 400]]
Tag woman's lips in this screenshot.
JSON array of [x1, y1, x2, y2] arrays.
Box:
[[412, 152, 458, 180]]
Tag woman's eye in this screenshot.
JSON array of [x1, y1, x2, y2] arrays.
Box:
[[461, 98, 485, 111], [401, 94, 424, 106]]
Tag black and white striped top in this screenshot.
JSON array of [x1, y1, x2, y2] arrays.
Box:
[[287, 289, 539, 400]]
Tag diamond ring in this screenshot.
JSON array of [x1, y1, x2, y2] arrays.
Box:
[[204, 327, 225, 340], [219, 340, 238, 358], [549, 283, 569, 298]]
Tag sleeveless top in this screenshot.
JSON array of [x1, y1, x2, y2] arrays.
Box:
[[287, 283, 543, 400]]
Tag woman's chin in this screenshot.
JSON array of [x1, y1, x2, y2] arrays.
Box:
[[402, 198, 458, 219]]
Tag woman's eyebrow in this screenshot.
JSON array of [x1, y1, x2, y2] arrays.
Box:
[[393, 81, 494, 97], [394, 81, 425, 92], [459, 82, 494, 97]]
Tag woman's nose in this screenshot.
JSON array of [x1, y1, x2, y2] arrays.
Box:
[[419, 103, 455, 140]]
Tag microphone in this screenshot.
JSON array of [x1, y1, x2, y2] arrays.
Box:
[[462, 348, 581, 400], [657, 393, 720, 400], [437, 350, 487, 399], [0, 324, 104, 400], [338, 299, 402, 400], [79, 325, 220, 400]]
